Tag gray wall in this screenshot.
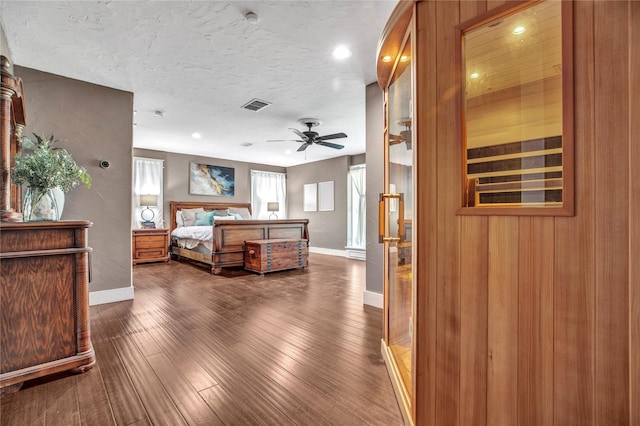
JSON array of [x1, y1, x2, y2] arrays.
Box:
[[1, 23, 12, 68], [287, 156, 349, 251], [365, 82, 384, 295], [133, 148, 285, 226], [16, 66, 134, 293]]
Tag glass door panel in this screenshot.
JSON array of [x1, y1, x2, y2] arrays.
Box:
[[386, 36, 413, 395]]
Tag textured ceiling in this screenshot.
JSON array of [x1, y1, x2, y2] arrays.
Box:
[[0, 1, 396, 167]]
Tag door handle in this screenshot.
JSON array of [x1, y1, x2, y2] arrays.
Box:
[[378, 192, 404, 243]]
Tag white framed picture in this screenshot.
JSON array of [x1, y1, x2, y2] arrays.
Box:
[[304, 183, 317, 211], [318, 181, 334, 211]]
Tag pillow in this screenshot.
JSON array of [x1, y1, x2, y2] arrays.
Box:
[[228, 207, 251, 220], [213, 209, 230, 217], [231, 212, 243, 220], [176, 210, 184, 227], [213, 215, 235, 222], [194, 211, 215, 226], [181, 208, 204, 226]]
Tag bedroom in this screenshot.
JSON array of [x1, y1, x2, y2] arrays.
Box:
[[2, 0, 639, 424], [0, 1, 398, 421]]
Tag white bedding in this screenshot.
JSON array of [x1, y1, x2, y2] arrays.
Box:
[[171, 225, 213, 241]]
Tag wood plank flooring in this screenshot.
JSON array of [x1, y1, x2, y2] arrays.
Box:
[[1, 254, 402, 425]]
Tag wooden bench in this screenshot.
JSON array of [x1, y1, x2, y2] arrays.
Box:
[[244, 239, 308, 276]]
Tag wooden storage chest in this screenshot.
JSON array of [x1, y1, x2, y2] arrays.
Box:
[[244, 239, 308, 275]]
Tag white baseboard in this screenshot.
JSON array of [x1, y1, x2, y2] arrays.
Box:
[[90, 286, 134, 306], [363, 290, 383, 309], [309, 247, 348, 257], [345, 248, 366, 260]]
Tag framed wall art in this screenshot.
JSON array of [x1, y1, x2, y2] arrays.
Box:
[[189, 162, 235, 196], [318, 180, 334, 211], [303, 183, 317, 211]]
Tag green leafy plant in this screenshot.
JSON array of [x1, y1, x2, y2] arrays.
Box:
[[11, 134, 91, 192]]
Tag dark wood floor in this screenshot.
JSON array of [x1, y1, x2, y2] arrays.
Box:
[[1, 254, 402, 425]]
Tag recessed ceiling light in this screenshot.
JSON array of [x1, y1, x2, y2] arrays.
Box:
[[400, 55, 409, 62], [513, 26, 526, 35], [470, 72, 479, 79], [333, 45, 352, 60], [285, 149, 293, 155], [382, 55, 393, 63], [192, 132, 201, 139]]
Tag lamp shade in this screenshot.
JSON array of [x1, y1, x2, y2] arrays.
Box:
[[267, 202, 279, 212], [140, 194, 158, 207]]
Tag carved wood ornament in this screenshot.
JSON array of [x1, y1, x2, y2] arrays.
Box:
[[1, 55, 25, 221]]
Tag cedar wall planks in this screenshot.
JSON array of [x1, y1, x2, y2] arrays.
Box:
[[412, 0, 638, 425]]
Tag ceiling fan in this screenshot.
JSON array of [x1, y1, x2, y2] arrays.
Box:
[[389, 118, 412, 150], [268, 118, 347, 152]]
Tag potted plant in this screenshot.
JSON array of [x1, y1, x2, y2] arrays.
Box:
[[11, 134, 91, 221]]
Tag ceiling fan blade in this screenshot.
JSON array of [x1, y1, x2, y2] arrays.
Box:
[[290, 128, 310, 141], [267, 139, 304, 143], [297, 143, 311, 152], [316, 132, 347, 141], [316, 141, 344, 150], [389, 134, 403, 145]]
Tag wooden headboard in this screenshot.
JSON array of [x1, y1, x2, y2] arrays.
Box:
[[169, 201, 252, 232]]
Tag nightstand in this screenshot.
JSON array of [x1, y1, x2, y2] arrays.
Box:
[[132, 228, 170, 265]]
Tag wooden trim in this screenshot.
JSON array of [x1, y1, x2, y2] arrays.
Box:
[[381, 339, 413, 426], [459, 216, 488, 425], [377, 1, 415, 90], [434, 1, 462, 425], [487, 216, 519, 425], [559, 0, 575, 216], [0, 349, 95, 389], [0, 247, 92, 259], [414, 2, 438, 423], [593, 1, 630, 423], [630, 1, 640, 423], [553, 1, 595, 423]]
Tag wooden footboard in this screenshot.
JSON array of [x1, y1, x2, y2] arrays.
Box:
[[169, 201, 309, 274]]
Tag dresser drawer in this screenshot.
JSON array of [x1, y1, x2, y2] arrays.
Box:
[[135, 236, 167, 249]]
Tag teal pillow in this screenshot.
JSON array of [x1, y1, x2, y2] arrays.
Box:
[[213, 209, 230, 217], [231, 212, 243, 220], [194, 211, 215, 226]]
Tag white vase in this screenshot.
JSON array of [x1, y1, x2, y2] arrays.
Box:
[[23, 186, 65, 221]]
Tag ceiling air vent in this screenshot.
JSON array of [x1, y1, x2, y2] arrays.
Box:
[[241, 98, 271, 112]]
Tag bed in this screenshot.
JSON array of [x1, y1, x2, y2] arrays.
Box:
[[169, 201, 309, 274]]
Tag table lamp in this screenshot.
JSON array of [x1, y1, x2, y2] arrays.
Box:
[[267, 202, 279, 220], [140, 194, 158, 227]]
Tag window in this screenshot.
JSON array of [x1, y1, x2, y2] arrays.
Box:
[[460, 0, 573, 215], [250, 170, 286, 220], [347, 164, 366, 249], [132, 157, 164, 228]]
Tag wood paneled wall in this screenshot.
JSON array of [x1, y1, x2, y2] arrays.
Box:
[[413, 0, 638, 424]]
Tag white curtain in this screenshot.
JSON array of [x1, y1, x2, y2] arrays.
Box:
[[132, 157, 164, 228], [251, 170, 286, 220], [347, 164, 366, 248]]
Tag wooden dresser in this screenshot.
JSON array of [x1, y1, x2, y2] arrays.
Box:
[[132, 228, 170, 265], [0, 221, 95, 393], [244, 239, 308, 275]]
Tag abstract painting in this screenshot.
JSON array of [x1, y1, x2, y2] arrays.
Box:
[[189, 162, 235, 196]]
